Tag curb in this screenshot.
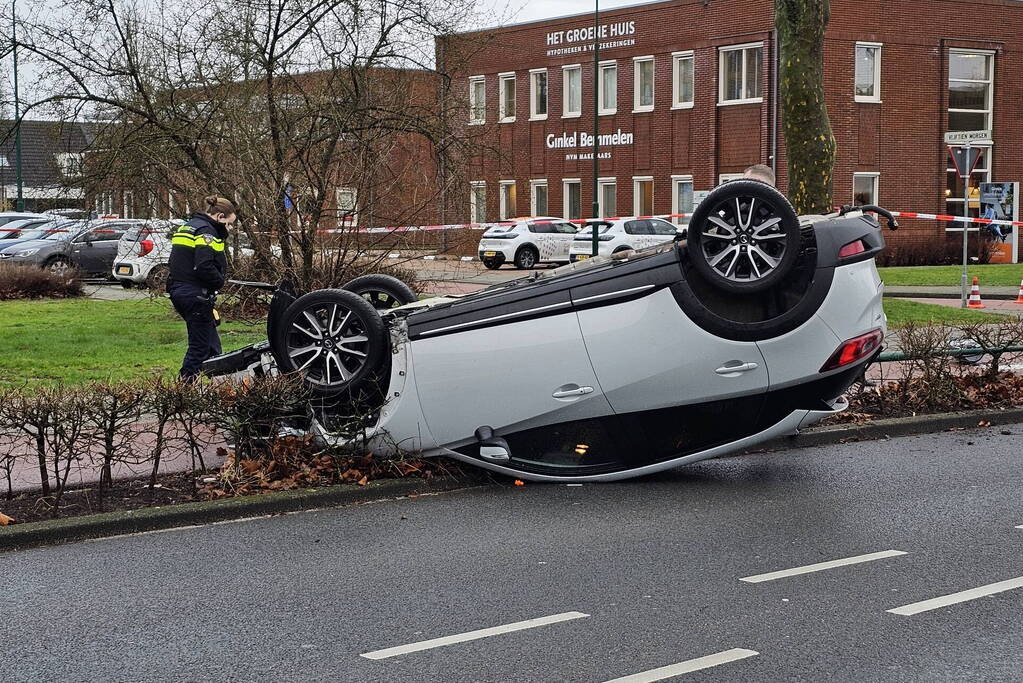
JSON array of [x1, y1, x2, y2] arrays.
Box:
[[753, 405, 1023, 452], [0, 475, 489, 553], [885, 291, 1018, 301]]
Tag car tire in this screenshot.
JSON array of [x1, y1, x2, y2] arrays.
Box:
[[612, 246, 631, 254], [44, 256, 72, 277], [483, 260, 501, 270], [687, 180, 801, 294], [342, 273, 418, 311], [273, 289, 389, 398], [514, 246, 539, 270], [119, 280, 133, 289], [146, 264, 170, 292]]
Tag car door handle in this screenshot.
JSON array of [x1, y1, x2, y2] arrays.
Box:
[[552, 385, 594, 399], [715, 361, 759, 375]]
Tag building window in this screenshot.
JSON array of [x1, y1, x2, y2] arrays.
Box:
[[56, 152, 84, 178], [945, 148, 991, 224], [633, 177, 653, 216], [529, 69, 548, 120], [672, 52, 694, 108], [598, 178, 616, 218], [719, 43, 763, 105], [855, 43, 882, 103], [499, 73, 516, 123], [122, 190, 134, 219], [563, 179, 581, 220], [853, 173, 879, 206], [718, 173, 744, 185], [336, 187, 358, 225], [499, 180, 516, 220], [530, 180, 548, 216], [470, 181, 486, 224], [95, 191, 114, 216], [563, 65, 582, 118], [599, 61, 617, 115], [671, 175, 694, 225], [948, 50, 993, 133], [468, 76, 486, 125], [633, 57, 654, 112]]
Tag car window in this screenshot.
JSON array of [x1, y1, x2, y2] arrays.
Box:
[[89, 226, 126, 241], [555, 222, 578, 234], [624, 220, 648, 235], [528, 222, 555, 234], [649, 219, 678, 236]]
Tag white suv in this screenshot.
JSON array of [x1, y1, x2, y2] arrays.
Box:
[[569, 217, 682, 262], [477, 217, 581, 269], [112, 221, 178, 289]]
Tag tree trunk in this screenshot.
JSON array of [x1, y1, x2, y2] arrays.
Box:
[[776, 0, 836, 214]]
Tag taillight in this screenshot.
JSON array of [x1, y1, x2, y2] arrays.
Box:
[[838, 239, 866, 259], [820, 329, 883, 372], [139, 239, 154, 257]]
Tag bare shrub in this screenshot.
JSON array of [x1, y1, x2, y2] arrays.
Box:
[[0, 387, 22, 501], [41, 385, 92, 517], [1, 386, 57, 495], [0, 263, 85, 300], [141, 377, 189, 489], [956, 318, 1023, 379], [83, 381, 147, 508], [205, 374, 311, 462], [875, 236, 994, 267]]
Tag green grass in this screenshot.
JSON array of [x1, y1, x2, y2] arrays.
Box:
[[878, 264, 1023, 287], [0, 298, 265, 387], [883, 298, 1005, 328]]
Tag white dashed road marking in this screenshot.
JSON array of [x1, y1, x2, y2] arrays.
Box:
[[359, 611, 589, 660], [739, 550, 908, 584], [602, 648, 759, 682], [887, 576, 1023, 616]]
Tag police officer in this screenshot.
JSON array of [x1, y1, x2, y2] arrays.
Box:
[[167, 195, 236, 379]]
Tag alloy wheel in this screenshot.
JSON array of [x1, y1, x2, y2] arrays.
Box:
[[698, 195, 789, 283], [285, 301, 372, 389]]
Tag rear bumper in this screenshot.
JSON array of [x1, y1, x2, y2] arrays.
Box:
[[112, 261, 148, 282], [202, 340, 272, 377], [478, 251, 506, 265]]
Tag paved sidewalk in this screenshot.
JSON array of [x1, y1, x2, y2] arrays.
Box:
[[886, 285, 1020, 300], [904, 297, 1023, 317]]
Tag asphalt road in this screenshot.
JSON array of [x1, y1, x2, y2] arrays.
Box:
[[3, 427, 1022, 682]]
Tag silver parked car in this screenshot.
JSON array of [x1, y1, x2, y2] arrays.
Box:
[[0, 219, 145, 276]]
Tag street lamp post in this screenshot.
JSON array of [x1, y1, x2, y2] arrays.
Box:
[[590, 0, 600, 256], [11, 0, 24, 211]]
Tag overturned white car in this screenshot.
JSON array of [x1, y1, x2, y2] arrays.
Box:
[[205, 181, 895, 482]]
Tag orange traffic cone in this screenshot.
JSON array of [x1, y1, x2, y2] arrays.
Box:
[[1014, 279, 1023, 305], [967, 277, 986, 309]]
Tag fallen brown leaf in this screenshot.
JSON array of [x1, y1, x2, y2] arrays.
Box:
[[0, 512, 15, 526]]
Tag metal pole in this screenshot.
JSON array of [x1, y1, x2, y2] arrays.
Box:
[[11, 0, 24, 211], [960, 142, 971, 308], [590, 0, 600, 257]]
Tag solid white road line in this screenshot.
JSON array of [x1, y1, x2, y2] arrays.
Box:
[[359, 611, 589, 660], [1016, 524, 1023, 529], [602, 649, 759, 683], [740, 550, 908, 584], [887, 576, 1023, 616]]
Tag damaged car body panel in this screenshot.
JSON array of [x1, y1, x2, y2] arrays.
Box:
[[203, 182, 895, 481]]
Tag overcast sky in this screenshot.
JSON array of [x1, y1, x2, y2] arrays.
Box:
[[494, 0, 640, 26]]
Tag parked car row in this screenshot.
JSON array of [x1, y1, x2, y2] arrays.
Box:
[[477, 216, 684, 270]]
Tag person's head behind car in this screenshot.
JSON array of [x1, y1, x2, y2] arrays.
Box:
[[743, 164, 776, 187]]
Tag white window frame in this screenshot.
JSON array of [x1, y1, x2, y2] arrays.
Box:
[[671, 174, 694, 225], [948, 48, 995, 134], [597, 177, 617, 218], [56, 152, 84, 177], [530, 179, 549, 216], [854, 42, 882, 103], [672, 51, 695, 109], [95, 191, 114, 216], [562, 64, 582, 118], [718, 42, 764, 106], [167, 190, 176, 219], [598, 60, 618, 116], [469, 181, 486, 224], [498, 72, 516, 123], [852, 172, 880, 206], [633, 56, 655, 113], [718, 173, 744, 185], [468, 75, 486, 125], [499, 180, 516, 220], [633, 176, 654, 216], [529, 68, 548, 121], [563, 178, 582, 220], [336, 186, 358, 225]]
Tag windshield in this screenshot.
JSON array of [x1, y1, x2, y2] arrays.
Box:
[[576, 224, 612, 236], [8, 229, 52, 241]]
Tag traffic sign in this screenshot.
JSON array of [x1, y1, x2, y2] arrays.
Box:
[[948, 145, 984, 180], [945, 130, 991, 145]]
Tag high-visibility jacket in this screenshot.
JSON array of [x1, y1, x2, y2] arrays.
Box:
[[166, 214, 228, 295]]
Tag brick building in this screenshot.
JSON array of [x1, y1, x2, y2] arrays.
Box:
[[438, 0, 1022, 254]]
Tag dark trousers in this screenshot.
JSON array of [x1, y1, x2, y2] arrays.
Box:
[[171, 293, 222, 379]]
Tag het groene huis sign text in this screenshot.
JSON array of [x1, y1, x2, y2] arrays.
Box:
[[545, 21, 637, 56]]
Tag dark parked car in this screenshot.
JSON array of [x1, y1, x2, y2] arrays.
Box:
[[0, 220, 145, 276]]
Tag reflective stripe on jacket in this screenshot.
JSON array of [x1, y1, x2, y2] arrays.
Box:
[[166, 214, 229, 294]]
